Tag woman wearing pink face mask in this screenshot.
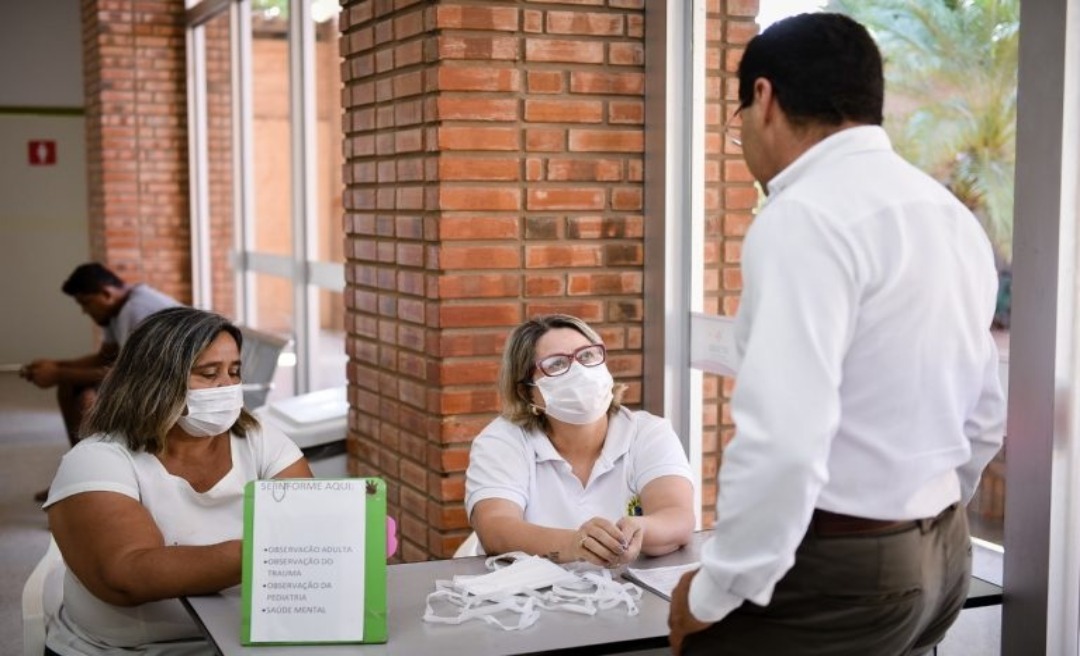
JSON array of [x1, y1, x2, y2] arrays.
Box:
[[466, 314, 696, 568], [42, 306, 312, 656]]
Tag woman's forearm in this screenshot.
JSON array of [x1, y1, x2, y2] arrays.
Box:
[[475, 516, 579, 563], [98, 540, 243, 606], [638, 507, 695, 556]]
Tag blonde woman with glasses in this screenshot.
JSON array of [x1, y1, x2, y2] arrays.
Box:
[[465, 314, 695, 568]]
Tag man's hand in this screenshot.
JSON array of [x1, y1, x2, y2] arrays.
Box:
[[668, 568, 713, 656], [20, 360, 61, 388], [18, 360, 38, 380]]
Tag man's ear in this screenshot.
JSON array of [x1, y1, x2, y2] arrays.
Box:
[[100, 286, 123, 306], [754, 78, 776, 123]]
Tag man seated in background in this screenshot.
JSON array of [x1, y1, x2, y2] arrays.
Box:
[[20, 262, 181, 501]]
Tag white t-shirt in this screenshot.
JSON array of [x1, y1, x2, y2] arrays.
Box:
[[103, 283, 181, 347], [43, 424, 303, 656], [465, 407, 693, 529]]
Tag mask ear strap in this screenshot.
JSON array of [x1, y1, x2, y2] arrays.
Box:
[[517, 381, 542, 415]]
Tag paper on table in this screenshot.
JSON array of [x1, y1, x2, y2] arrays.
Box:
[[623, 562, 700, 601]]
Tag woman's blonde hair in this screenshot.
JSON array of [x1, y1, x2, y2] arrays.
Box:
[[498, 314, 626, 432], [81, 306, 258, 453]]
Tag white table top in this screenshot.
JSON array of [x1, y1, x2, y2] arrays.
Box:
[[183, 532, 1002, 655], [184, 555, 671, 656]]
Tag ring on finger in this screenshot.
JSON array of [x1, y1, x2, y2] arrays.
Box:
[[579, 535, 588, 548]]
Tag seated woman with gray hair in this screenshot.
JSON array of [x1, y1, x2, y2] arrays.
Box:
[[43, 306, 312, 656], [466, 314, 695, 568]]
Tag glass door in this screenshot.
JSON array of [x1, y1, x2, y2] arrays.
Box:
[[188, 0, 346, 400]]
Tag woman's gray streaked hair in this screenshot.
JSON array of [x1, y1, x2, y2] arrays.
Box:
[[499, 314, 626, 432], [81, 306, 258, 453]]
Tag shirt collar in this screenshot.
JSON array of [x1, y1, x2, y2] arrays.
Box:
[[527, 407, 633, 466], [766, 125, 892, 199]]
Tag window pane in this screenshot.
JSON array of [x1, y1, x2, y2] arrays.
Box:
[[203, 9, 237, 316], [701, 5, 1016, 549], [314, 10, 344, 265], [252, 271, 295, 401], [251, 4, 292, 257], [313, 288, 347, 391]]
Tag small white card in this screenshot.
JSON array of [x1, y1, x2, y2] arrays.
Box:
[[690, 312, 740, 376]]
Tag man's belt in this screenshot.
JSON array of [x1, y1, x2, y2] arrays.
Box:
[[811, 503, 959, 537]]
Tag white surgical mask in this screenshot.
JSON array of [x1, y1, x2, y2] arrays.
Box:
[[176, 384, 243, 437], [422, 552, 642, 631], [534, 362, 614, 425], [454, 555, 579, 599]]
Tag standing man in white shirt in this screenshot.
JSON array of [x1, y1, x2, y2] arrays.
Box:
[[668, 13, 1006, 656]]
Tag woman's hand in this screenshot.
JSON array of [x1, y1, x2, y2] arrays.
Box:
[[573, 516, 631, 568], [614, 516, 645, 565]]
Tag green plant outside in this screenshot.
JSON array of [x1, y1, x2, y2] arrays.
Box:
[[830, 0, 1019, 267]]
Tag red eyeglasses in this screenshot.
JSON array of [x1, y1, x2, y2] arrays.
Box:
[[534, 344, 607, 377]]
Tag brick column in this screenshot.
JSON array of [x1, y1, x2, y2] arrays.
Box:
[[701, 0, 758, 527], [340, 0, 647, 561], [81, 0, 191, 301]]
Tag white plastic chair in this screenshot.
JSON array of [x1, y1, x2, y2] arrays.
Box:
[[453, 531, 484, 558], [22, 536, 65, 656], [238, 325, 292, 409]]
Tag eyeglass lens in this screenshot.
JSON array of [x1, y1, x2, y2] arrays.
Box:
[[537, 344, 606, 377]]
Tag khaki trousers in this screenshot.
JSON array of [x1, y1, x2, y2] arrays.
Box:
[[684, 504, 971, 656], [56, 381, 96, 447]]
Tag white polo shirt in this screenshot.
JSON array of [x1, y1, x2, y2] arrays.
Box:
[[465, 407, 693, 528]]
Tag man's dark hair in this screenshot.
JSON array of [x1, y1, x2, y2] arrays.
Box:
[[738, 13, 884, 127], [61, 263, 125, 296]]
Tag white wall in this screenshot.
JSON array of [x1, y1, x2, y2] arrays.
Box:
[[0, 114, 91, 362], [0, 0, 83, 108], [0, 0, 92, 363]]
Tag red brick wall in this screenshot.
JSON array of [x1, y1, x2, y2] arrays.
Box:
[[340, 0, 648, 561], [701, 1, 759, 528], [81, 0, 192, 302]]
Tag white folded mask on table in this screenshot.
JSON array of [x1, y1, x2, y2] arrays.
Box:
[[422, 552, 643, 631]]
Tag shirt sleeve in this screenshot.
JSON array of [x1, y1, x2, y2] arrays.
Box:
[[253, 422, 305, 479], [690, 200, 857, 622], [465, 419, 531, 518], [101, 324, 118, 346], [628, 412, 693, 491], [43, 438, 140, 508], [958, 336, 1006, 502]]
